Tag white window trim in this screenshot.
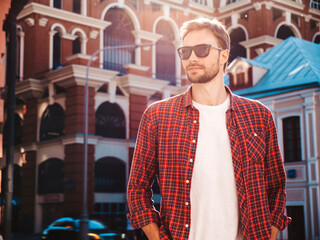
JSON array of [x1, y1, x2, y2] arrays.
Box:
[[277, 112, 305, 163], [17, 26, 24, 82], [71, 28, 88, 54], [49, 24, 66, 70], [152, 16, 181, 87], [312, 32, 320, 43], [100, 3, 141, 69], [274, 21, 302, 39]]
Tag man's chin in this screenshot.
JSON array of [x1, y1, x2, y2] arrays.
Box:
[[187, 76, 212, 84]]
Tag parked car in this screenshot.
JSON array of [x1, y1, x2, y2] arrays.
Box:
[[41, 217, 127, 240]]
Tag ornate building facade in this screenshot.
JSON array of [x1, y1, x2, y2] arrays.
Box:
[[1, 0, 320, 238]]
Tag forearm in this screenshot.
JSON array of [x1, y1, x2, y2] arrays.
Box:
[[142, 222, 160, 240], [270, 225, 279, 240]]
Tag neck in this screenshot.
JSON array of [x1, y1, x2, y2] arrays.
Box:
[[191, 73, 228, 106]]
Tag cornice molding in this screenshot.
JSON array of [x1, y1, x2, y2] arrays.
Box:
[[124, 64, 150, 72], [239, 35, 282, 48], [46, 64, 119, 90], [65, 54, 96, 61], [15, 78, 47, 101], [118, 74, 169, 97], [18, 2, 111, 30], [131, 30, 163, 42]]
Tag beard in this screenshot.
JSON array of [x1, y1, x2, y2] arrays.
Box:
[[186, 58, 220, 84]]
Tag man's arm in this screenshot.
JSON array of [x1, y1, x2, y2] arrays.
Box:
[[270, 226, 279, 240], [127, 108, 162, 238], [142, 223, 160, 240], [264, 111, 291, 232]]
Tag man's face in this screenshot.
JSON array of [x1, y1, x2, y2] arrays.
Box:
[[181, 29, 226, 84]]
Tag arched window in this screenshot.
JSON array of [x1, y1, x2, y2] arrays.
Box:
[[103, 8, 135, 74], [39, 103, 65, 141], [282, 116, 301, 162], [276, 25, 295, 40], [95, 102, 126, 139], [156, 20, 176, 85], [73, 33, 81, 54], [310, 0, 320, 10], [229, 28, 246, 63], [38, 158, 64, 194], [3, 113, 23, 147], [94, 157, 126, 193], [1, 164, 21, 198], [53, 31, 62, 69]]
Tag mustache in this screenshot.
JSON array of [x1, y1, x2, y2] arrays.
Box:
[[186, 63, 205, 69]]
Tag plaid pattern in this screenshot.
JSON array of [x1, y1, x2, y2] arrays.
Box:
[[127, 86, 291, 240]]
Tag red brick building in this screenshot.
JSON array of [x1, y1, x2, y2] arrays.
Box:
[[1, 0, 319, 237]]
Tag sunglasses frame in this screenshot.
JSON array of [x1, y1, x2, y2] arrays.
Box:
[[177, 44, 223, 60]]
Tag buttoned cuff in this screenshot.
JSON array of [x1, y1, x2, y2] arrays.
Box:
[[127, 208, 160, 229], [271, 213, 292, 231]]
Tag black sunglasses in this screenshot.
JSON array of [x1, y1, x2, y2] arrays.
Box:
[[177, 44, 223, 60]]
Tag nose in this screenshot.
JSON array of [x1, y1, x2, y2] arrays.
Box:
[[189, 49, 199, 62]]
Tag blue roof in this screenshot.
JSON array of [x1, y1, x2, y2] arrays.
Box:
[[227, 37, 320, 98]]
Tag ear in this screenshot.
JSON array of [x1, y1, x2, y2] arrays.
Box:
[[220, 49, 230, 65]]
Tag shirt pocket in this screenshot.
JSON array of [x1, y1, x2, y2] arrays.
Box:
[[245, 131, 266, 164]]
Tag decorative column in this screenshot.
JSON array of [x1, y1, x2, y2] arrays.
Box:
[[15, 78, 44, 233]]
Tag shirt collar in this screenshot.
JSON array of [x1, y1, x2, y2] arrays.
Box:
[[183, 85, 237, 111]]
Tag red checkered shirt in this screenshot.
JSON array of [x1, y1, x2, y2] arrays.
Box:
[[127, 86, 291, 240]]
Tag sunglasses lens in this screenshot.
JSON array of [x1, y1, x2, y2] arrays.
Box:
[[178, 47, 192, 60], [194, 45, 210, 58]]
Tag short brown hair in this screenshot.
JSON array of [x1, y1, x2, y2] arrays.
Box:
[[180, 17, 230, 50]]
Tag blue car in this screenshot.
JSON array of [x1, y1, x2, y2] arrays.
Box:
[[41, 217, 127, 240]]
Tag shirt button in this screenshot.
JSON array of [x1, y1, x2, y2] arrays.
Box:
[[192, 139, 196, 143], [254, 133, 258, 137], [185, 202, 189, 206], [185, 224, 189, 228], [190, 158, 193, 162], [186, 180, 190, 184], [193, 120, 197, 124]]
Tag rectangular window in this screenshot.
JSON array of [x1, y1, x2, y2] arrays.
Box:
[[73, 0, 81, 13], [282, 116, 302, 162], [53, 0, 62, 9]]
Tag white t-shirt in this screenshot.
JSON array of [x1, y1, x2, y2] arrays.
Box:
[[188, 96, 243, 240]]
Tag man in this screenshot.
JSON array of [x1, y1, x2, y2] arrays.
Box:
[[127, 18, 291, 240]]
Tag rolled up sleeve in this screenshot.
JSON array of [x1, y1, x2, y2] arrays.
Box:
[[127, 108, 160, 229], [264, 111, 292, 230]]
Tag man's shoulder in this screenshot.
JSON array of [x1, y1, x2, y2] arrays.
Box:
[[232, 94, 271, 117], [145, 92, 185, 114]]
